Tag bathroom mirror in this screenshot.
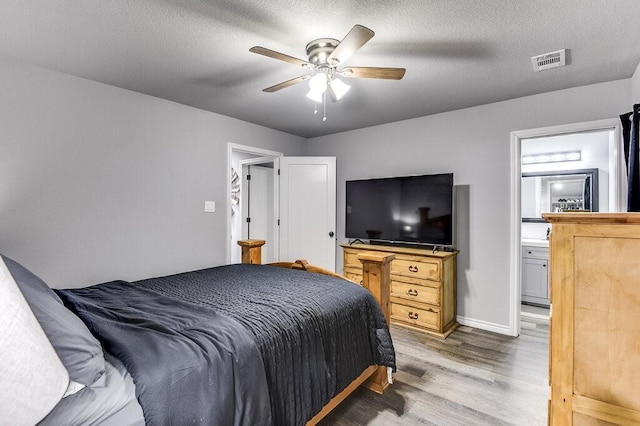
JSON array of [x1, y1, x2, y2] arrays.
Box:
[[522, 168, 599, 223]]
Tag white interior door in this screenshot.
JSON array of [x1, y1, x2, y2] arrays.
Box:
[[279, 157, 336, 271]]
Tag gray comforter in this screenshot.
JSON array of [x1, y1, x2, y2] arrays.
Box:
[[58, 263, 396, 426]]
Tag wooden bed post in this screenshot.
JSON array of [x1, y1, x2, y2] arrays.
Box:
[[237, 239, 266, 264], [358, 252, 395, 394]]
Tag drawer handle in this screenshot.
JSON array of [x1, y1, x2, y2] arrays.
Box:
[[406, 288, 419, 296], [408, 311, 419, 320], [408, 265, 419, 273]]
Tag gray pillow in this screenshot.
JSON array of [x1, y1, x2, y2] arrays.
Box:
[[40, 353, 142, 426], [2, 255, 105, 386]]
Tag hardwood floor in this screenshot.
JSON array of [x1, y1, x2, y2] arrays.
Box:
[[320, 316, 549, 425], [521, 303, 550, 319]]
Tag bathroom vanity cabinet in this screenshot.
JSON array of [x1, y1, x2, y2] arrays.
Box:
[[521, 244, 549, 307]]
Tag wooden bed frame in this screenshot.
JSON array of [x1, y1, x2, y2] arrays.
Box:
[[237, 239, 394, 425]]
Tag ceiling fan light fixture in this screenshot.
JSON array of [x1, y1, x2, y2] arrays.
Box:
[[306, 73, 328, 103], [250, 24, 405, 121], [328, 77, 350, 100], [308, 73, 328, 91], [306, 88, 324, 103]]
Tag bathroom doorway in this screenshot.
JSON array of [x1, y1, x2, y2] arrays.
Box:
[[509, 119, 624, 335]]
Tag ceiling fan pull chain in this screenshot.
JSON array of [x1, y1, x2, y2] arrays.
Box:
[[313, 102, 318, 115], [322, 91, 327, 122]]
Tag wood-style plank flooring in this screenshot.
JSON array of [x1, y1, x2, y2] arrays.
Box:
[[320, 315, 548, 425]]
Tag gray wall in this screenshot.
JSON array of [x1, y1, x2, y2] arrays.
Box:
[[307, 79, 631, 330], [0, 58, 306, 288], [633, 62, 640, 102]]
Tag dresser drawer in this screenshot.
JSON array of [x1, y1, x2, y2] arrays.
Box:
[[522, 246, 549, 260], [391, 257, 440, 281], [391, 281, 440, 306], [391, 303, 440, 330]]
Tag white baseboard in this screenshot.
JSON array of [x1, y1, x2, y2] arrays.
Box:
[[457, 315, 512, 336]]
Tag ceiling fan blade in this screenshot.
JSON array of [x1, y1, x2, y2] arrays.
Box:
[[250, 46, 311, 68], [341, 67, 406, 80], [263, 75, 310, 92], [327, 24, 375, 66]]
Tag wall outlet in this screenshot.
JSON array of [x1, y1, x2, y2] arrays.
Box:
[[204, 201, 216, 213]]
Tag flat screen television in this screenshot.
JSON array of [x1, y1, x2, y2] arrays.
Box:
[[345, 173, 454, 247]]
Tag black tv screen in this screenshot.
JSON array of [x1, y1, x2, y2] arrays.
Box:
[[346, 173, 454, 246]]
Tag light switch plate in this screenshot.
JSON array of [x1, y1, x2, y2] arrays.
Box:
[[204, 201, 216, 212]]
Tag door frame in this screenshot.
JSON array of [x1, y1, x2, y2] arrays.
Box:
[[509, 118, 623, 336], [227, 143, 282, 263]]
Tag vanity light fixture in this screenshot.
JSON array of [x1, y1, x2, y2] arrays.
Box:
[[522, 151, 581, 165]]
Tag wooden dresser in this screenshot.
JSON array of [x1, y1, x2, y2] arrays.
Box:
[[341, 243, 458, 338], [544, 213, 640, 425]]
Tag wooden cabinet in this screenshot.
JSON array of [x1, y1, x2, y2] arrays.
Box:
[[342, 244, 458, 338], [521, 245, 549, 307], [544, 213, 640, 425]]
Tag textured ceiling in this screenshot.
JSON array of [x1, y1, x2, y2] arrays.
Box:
[[2, 1, 640, 138]]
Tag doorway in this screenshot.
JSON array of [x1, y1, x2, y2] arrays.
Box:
[[241, 161, 276, 263], [227, 143, 282, 264], [509, 119, 624, 336]]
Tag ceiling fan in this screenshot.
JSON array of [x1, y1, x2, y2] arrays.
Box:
[[249, 24, 405, 120]]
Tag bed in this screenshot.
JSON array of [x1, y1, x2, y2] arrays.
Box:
[[1, 239, 396, 425]]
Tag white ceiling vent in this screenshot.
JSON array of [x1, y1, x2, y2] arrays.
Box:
[[531, 49, 566, 72]]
